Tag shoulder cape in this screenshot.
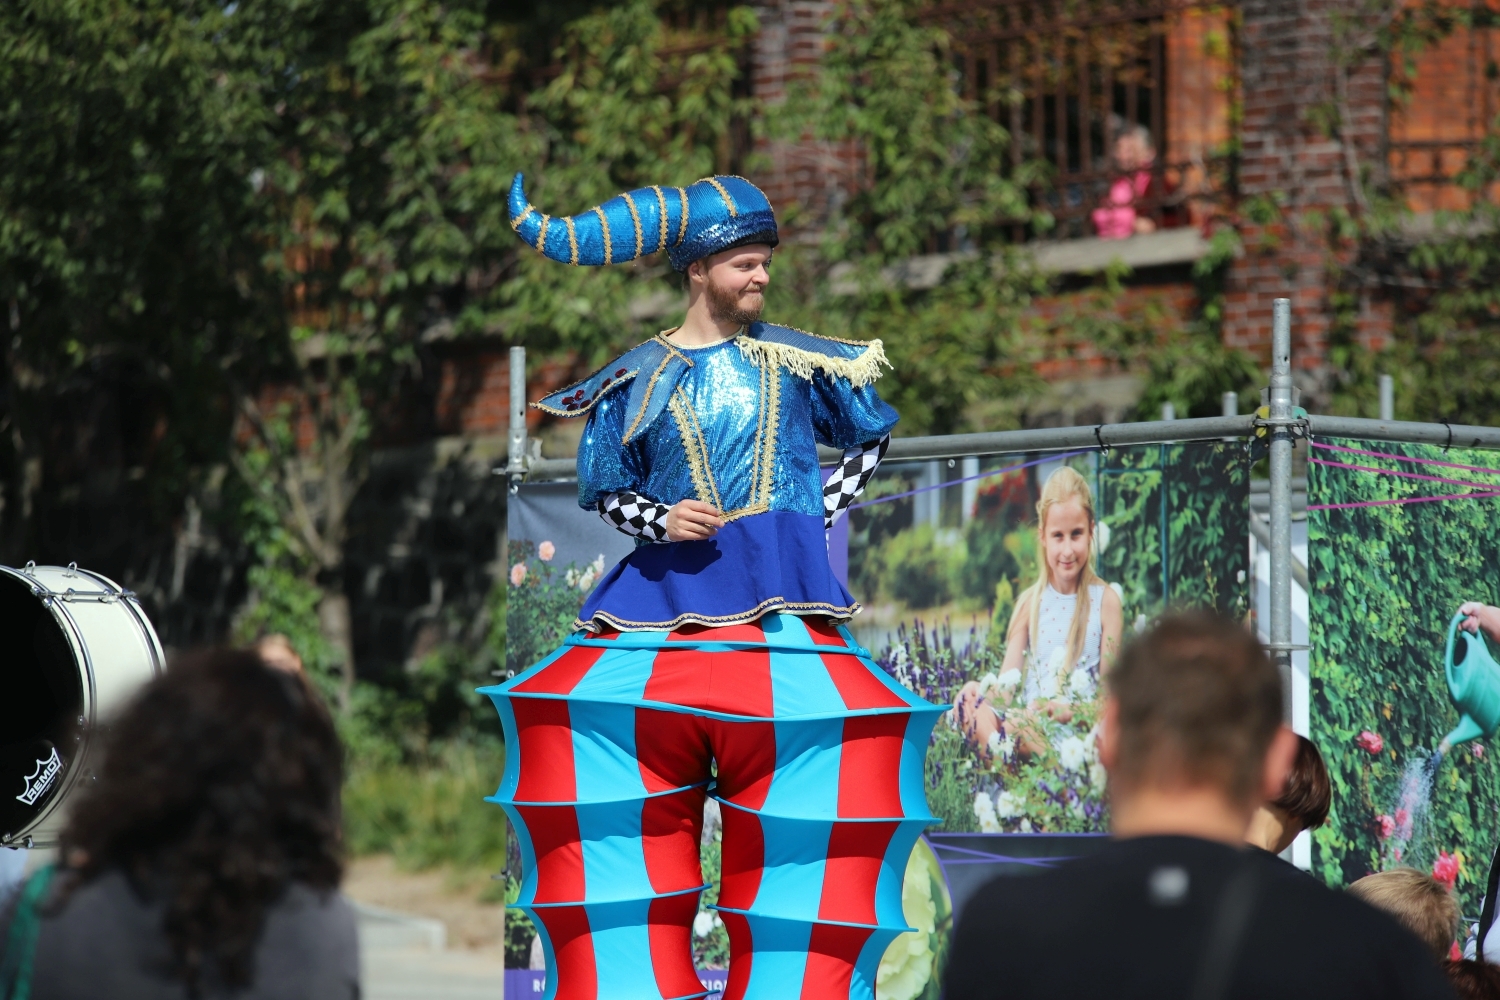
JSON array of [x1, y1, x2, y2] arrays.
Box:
[[532, 323, 889, 444]]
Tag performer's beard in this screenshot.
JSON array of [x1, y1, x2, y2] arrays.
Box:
[[706, 275, 765, 327]]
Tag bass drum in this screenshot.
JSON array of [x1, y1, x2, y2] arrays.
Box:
[[0, 563, 164, 848]]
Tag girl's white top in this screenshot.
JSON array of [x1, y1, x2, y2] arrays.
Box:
[[1022, 583, 1105, 704]]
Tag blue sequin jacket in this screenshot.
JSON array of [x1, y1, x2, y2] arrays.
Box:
[[535, 322, 898, 631]]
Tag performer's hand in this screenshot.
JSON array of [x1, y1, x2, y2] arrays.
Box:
[[1460, 602, 1500, 643], [665, 499, 724, 542]]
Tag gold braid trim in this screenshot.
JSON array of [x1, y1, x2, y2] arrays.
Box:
[[623, 351, 674, 443], [538, 215, 550, 253], [565, 217, 579, 266], [622, 192, 644, 258], [595, 207, 612, 265], [734, 336, 890, 387], [704, 177, 738, 217], [668, 388, 722, 511], [675, 187, 690, 245], [757, 352, 781, 510], [574, 597, 860, 633], [651, 186, 669, 251], [510, 203, 535, 229]]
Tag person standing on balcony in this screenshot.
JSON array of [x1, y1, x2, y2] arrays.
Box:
[[488, 173, 942, 1000], [1093, 123, 1160, 240]]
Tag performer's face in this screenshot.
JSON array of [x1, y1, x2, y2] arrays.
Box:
[[696, 245, 772, 325]]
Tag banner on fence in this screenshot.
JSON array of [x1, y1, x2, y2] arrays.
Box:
[[501, 441, 1249, 995], [846, 442, 1249, 841], [1309, 438, 1500, 913]]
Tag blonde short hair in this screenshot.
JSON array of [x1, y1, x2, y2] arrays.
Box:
[[1347, 868, 1460, 960]]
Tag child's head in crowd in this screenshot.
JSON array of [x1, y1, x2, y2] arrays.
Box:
[[1347, 868, 1460, 961], [1445, 959, 1500, 1000]]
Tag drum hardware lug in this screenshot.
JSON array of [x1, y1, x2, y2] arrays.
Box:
[[64, 561, 78, 577], [1, 833, 9, 844], [22, 560, 35, 575], [22, 836, 33, 849]]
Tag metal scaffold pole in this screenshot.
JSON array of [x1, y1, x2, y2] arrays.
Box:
[[1267, 299, 1296, 721], [507, 346, 528, 492]]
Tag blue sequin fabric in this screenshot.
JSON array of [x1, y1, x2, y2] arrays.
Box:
[[542, 323, 898, 631]]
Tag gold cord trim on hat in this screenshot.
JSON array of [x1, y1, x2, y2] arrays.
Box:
[[734, 336, 890, 388], [622, 192, 644, 258], [705, 177, 737, 217], [510, 203, 535, 229], [565, 217, 579, 266], [594, 207, 612, 265], [651, 186, 668, 252], [675, 188, 690, 245], [537, 215, 550, 253]]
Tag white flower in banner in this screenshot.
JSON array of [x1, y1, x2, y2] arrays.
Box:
[[1058, 736, 1088, 773], [973, 792, 1000, 833], [996, 790, 1025, 819], [1134, 613, 1148, 634], [987, 732, 1002, 756], [1039, 646, 1067, 697], [564, 568, 578, 587], [693, 911, 716, 938], [1019, 818, 1034, 833], [1068, 667, 1094, 698], [976, 672, 999, 697], [538, 540, 556, 562], [591, 553, 606, 574], [577, 567, 598, 591], [995, 668, 1021, 690], [999, 736, 1016, 761], [1090, 762, 1108, 789], [1237, 569, 1247, 584], [1095, 521, 1111, 554]]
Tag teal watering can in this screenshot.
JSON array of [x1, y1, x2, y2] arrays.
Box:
[[1443, 611, 1500, 749]]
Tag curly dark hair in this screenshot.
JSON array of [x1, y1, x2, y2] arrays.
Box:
[[57, 648, 343, 994]]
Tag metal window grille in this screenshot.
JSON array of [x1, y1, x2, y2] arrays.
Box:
[[927, 0, 1226, 242]]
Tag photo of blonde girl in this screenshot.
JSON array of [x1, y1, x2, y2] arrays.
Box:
[[954, 466, 1123, 758]]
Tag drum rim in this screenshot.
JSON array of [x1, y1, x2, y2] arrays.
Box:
[[0, 563, 165, 847]]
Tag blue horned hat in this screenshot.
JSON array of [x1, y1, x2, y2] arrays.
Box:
[[508, 172, 778, 272]]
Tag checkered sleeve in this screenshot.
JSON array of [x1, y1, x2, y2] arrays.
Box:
[[598, 491, 672, 543], [823, 435, 890, 529]]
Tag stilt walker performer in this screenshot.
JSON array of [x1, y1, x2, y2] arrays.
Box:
[[483, 172, 941, 1000]]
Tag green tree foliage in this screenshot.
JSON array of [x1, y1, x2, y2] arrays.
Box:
[[1309, 440, 1500, 910]]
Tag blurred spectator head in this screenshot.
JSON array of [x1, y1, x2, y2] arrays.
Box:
[[1348, 868, 1460, 961], [1272, 735, 1331, 831], [1445, 959, 1500, 999], [1102, 611, 1288, 809], [1111, 119, 1155, 171], [59, 648, 342, 991], [1248, 734, 1331, 853]]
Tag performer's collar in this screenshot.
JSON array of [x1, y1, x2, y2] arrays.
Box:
[[660, 325, 746, 350]]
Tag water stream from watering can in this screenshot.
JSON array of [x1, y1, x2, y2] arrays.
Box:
[[1385, 747, 1446, 865]]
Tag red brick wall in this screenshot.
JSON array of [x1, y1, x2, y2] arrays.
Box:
[[749, 0, 862, 221], [1222, 0, 1393, 367]]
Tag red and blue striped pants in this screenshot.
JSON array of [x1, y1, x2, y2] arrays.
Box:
[[482, 612, 940, 1000]]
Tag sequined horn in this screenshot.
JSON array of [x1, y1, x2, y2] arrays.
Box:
[[508, 173, 689, 267]]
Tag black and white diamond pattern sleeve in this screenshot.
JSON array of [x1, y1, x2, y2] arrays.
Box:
[[598, 491, 671, 543], [823, 435, 890, 529]]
